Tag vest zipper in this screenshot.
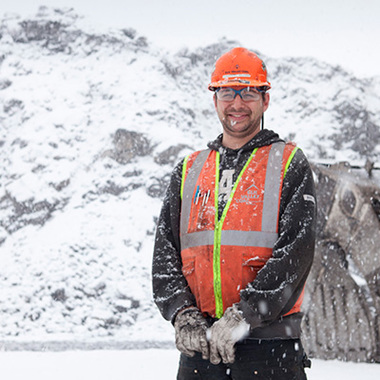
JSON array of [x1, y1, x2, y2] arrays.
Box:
[[213, 148, 258, 319], [213, 152, 223, 318]]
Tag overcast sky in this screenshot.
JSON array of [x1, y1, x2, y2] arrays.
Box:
[[1, 0, 380, 78]]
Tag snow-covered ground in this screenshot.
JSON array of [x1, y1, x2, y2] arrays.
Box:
[[1, 349, 380, 379]]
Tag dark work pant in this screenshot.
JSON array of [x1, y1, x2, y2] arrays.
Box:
[[177, 339, 310, 380]]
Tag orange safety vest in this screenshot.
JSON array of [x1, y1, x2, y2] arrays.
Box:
[[180, 142, 304, 319]]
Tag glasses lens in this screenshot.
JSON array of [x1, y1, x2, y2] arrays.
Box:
[[217, 88, 235, 101], [241, 88, 261, 101]]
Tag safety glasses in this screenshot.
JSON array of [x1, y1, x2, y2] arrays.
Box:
[[215, 87, 265, 102]]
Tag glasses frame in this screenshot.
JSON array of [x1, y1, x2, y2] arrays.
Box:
[[215, 87, 266, 102]]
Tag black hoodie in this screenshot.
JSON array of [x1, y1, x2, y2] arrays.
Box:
[[152, 129, 316, 339]]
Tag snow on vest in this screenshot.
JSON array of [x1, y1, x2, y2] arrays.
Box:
[[180, 142, 304, 319]]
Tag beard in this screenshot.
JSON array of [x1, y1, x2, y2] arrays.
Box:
[[220, 106, 262, 138]]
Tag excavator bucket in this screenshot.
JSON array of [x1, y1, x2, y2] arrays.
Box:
[[302, 162, 380, 362]]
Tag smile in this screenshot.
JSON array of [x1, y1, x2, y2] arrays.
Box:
[[228, 113, 248, 122]]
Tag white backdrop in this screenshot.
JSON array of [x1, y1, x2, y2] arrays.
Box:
[[1, 0, 380, 78]]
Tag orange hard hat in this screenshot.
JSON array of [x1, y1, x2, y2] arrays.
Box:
[[208, 47, 271, 91]]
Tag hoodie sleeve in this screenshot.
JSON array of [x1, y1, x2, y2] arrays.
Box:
[[152, 160, 196, 323], [238, 148, 317, 328]]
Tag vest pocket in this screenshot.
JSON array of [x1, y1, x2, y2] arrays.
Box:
[[242, 254, 264, 288], [182, 253, 216, 315]]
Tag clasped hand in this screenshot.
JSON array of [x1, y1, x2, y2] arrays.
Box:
[[175, 305, 250, 365]]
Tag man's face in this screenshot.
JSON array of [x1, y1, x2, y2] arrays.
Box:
[[213, 86, 270, 142]]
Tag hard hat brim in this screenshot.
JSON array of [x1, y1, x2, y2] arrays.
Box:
[[208, 79, 271, 92]]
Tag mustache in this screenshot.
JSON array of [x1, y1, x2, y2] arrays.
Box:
[[225, 106, 251, 113]]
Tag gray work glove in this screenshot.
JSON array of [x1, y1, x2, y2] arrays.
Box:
[[174, 306, 210, 360], [208, 304, 250, 365]]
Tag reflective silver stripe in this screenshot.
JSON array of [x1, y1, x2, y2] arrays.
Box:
[[221, 230, 278, 247], [181, 230, 215, 249], [261, 142, 285, 233], [180, 149, 211, 238], [181, 230, 278, 250]]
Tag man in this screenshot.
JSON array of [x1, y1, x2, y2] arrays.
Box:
[[152, 47, 316, 379]]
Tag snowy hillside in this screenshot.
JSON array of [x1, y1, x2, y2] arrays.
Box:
[[0, 7, 379, 348]]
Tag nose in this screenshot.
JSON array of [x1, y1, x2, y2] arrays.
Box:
[[232, 94, 245, 107]]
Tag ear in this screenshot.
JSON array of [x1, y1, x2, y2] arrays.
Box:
[[263, 92, 270, 112]]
